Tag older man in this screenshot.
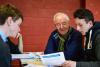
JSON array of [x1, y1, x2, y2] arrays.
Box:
[[44, 12, 83, 61]]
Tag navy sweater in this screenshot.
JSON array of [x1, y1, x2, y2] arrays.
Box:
[[44, 27, 83, 61]]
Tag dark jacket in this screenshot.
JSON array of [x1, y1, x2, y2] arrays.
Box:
[[0, 36, 11, 67], [77, 22, 100, 67], [7, 37, 21, 54], [44, 27, 83, 61]]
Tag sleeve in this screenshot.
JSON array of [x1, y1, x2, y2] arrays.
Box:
[[76, 62, 100, 67], [94, 33, 100, 60], [64, 31, 83, 61], [44, 34, 57, 54]]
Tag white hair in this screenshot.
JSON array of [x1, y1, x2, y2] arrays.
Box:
[[53, 12, 70, 22]]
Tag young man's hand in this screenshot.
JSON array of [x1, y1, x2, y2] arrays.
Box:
[[16, 33, 22, 38], [62, 60, 76, 67]]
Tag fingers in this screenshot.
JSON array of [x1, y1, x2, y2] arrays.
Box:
[[62, 60, 76, 67], [16, 33, 22, 38], [62, 61, 70, 67]]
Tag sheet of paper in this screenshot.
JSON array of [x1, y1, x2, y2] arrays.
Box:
[[40, 52, 65, 66], [24, 64, 54, 67], [11, 53, 36, 59]]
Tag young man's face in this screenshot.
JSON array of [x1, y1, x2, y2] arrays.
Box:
[[75, 18, 91, 35], [9, 18, 22, 38], [54, 18, 70, 35]]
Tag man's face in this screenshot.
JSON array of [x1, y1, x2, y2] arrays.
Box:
[[75, 18, 91, 35], [9, 18, 22, 38], [54, 18, 70, 35]]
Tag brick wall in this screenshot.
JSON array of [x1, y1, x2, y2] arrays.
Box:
[[86, 0, 100, 21], [0, 0, 80, 52]]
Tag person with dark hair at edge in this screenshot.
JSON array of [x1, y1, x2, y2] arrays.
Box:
[[62, 8, 100, 67], [0, 4, 23, 67]]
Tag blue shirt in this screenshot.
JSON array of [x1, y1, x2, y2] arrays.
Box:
[[0, 31, 7, 42]]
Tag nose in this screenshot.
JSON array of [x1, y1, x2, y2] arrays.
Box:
[[77, 26, 80, 31], [18, 27, 21, 32], [60, 24, 63, 29]]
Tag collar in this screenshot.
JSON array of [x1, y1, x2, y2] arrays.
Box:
[[58, 27, 72, 39], [0, 31, 8, 42], [86, 27, 92, 36]]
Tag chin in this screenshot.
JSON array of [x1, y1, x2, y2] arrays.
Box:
[[58, 30, 66, 35], [60, 32, 66, 35], [11, 35, 16, 38], [81, 32, 86, 35]]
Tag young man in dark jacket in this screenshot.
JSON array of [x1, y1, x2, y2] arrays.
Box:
[[44, 12, 83, 61], [62, 9, 100, 67], [0, 4, 23, 67]]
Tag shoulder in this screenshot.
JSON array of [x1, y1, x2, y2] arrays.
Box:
[[0, 36, 6, 46], [92, 29, 100, 38], [49, 30, 58, 39], [70, 27, 82, 35], [92, 29, 100, 42]]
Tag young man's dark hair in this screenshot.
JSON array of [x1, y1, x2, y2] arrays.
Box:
[[74, 8, 94, 23], [0, 4, 23, 25]]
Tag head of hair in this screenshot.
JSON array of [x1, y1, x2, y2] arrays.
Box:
[[0, 4, 23, 25], [74, 8, 94, 23], [53, 12, 70, 22]]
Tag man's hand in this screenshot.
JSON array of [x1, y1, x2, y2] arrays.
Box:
[[16, 33, 22, 38], [62, 60, 76, 67], [17, 33, 23, 53]]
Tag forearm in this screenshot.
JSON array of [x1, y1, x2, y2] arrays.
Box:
[[76, 61, 100, 67], [18, 34, 23, 53]]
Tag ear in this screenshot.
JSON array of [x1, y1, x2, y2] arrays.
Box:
[[6, 17, 13, 26], [88, 21, 93, 27]]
